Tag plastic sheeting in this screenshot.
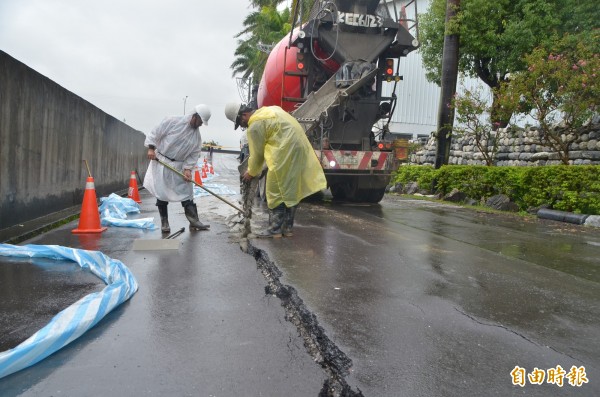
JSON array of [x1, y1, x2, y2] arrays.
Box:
[[193, 183, 237, 198], [0, 244, 139, 379], [247, 106, 327, 209], [143, 114, 203, 202], [99, 193, 156, 229], [99, 193, 140, 215]]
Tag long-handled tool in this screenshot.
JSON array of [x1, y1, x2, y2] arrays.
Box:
[[165, 227, 185, 239], [154, 158, 243, 213]]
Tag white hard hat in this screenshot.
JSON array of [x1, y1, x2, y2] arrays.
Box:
[[194, 104, 211, 126], [224, 102, 242, 130]]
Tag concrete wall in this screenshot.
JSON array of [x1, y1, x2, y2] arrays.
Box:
[[0, 51, 147, 231]]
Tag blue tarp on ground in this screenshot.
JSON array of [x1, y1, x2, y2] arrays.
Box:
[[99, 193, 156, 229], [0, 244, 138, 379], [194, 183, 237, 198]]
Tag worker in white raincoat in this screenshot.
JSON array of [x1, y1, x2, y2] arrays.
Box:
[[144, 104, 211, 233], [224, 103, 327, 238]]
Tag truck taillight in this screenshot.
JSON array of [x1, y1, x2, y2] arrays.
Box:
[[383, 58, 403, 82], [384, 58, 394, 81], [296, 52, 305, 70]]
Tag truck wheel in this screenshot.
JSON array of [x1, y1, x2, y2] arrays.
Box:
[[330, 184, 347, 200], [333, 177, 360, 201], [359, 188, 386, 203]]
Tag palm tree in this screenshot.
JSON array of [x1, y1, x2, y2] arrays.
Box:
[[290, 0, 316, 24], [230, 5, 292, 82]]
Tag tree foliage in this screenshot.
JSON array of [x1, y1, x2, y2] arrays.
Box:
[[231, 6, 291, 82], [497, 32, 600, 164], [452, 87, 504, 166], [419, 0, 599, 123], [230, 1, 316, 83]]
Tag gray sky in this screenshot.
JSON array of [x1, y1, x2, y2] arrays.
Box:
[[0, 0, 258, 149]]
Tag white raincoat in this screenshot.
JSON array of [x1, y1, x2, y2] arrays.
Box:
[[143, 114, 202, 202], [247, 106, 327, 209]]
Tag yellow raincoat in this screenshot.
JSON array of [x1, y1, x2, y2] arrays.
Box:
[[247, 106, 326, 209]]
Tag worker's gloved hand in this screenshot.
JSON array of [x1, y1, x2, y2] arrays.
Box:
[[242, 171, 254, 182], [183, 169, 192, 181], [147, 148, 156, 160]]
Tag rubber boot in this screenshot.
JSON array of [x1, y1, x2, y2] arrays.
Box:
[[255, 204, 285, 238], [282, 206, 297, 237], [157, 204, 170, 233], [183, 201, 210, 231]]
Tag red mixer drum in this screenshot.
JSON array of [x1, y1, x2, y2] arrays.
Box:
[[257, 30, 340, 112], [256, 35, 302, 112]]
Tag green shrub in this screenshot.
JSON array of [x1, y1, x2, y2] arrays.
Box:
[[393, 164, 437, 191], [391, 165, 600, 215]]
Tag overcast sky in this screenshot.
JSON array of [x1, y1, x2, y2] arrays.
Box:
[[0, 0, 265, 149]]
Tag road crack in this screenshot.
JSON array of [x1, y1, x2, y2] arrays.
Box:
[[244, 240, 364, 397], [454, 307, 584, 363]]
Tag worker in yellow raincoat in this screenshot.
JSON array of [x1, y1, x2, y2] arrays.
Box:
[[225, 103, 327, 238]]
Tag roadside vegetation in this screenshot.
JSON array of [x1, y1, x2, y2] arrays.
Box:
[[405, 0, 600, 214], [391, 165, 600, 215]]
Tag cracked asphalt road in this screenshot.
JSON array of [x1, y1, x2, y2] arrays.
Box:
[[253, 192, 600, 396], [2, 153, 599, 396]]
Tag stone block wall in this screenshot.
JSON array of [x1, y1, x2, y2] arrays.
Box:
[[412, 122, 600, 166]]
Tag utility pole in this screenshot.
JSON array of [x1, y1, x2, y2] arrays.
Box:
[[183, 96, 188, 115], [435, 0, 460, 168]]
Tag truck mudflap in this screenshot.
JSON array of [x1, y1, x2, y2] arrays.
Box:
[[315, 149, 394, 172]]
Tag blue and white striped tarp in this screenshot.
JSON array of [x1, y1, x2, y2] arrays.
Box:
[[0, 244, 138, 379], [194, 183, 238, 198]]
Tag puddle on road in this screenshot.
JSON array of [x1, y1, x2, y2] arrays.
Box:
[[0, 257, 103, 351]]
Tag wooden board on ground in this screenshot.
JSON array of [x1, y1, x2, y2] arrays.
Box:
[[132, 239, 181, 251]]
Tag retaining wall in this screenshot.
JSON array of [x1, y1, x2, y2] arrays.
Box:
[[0, 51, 147, 231], [412, 123, 600, 166]]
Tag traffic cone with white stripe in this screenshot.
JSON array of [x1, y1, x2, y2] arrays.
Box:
[[209, 163, 214, 174], [72, 177, 107, 234], [201, 166, 208, 179], [127, 171, 142, 203], [194, 166, 203, 186]]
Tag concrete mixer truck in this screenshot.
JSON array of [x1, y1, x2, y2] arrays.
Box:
[[255, 0, 420, 202]]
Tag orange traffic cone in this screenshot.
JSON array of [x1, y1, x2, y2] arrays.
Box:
[[72, 177, 107, 234], [194, 166, 203, 186], [127, 171, 142, 203], [209, 163, 214, 174], [201, 167, 208, 179]]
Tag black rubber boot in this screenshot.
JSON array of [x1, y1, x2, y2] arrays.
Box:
[[183, 201, 210, 231], [255, 204, 285, 238], [282, 206, 297, 237], [157, 203, 170, 233]]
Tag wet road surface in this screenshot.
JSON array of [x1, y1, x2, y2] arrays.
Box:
[[254, 194, 600, 396], [0, 258, 104, 351], [1, 154, 326, 396], [1, 153, 599, 396]]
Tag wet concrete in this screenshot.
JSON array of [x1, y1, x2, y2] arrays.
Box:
[[2, 153, 599, 396]]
